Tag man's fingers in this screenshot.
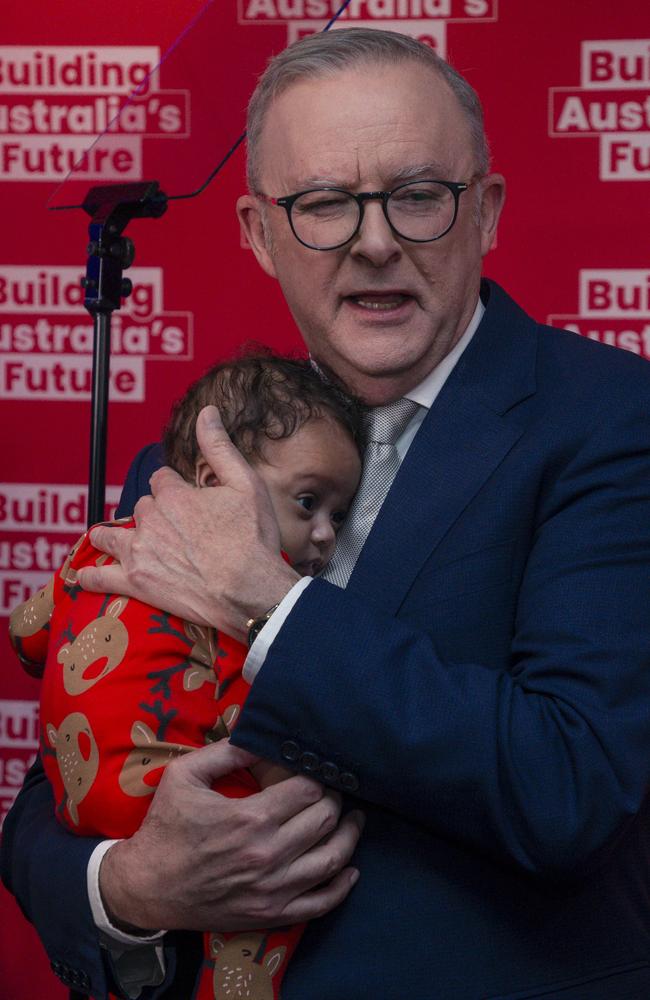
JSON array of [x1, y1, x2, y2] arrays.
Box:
[[87, 523, 131, 559], [77, 562, 129, 595], [276, 867, 360, 925], [276, 785, 343, 854], [278, 807, 365, 890], [169, 740, 262, 787], [196, 405, 257, 492], [76, 523, 134, 593], [148, 466, 188, 497], [256, 773, 330, 826]]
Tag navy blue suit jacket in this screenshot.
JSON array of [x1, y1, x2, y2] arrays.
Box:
[[4, 281, 650, 999]]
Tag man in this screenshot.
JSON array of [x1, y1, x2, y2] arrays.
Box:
[[4, 28, 650, 1000]]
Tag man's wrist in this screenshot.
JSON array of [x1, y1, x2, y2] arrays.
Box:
[[98, 839, 163, 937], [246, 602, 281, 647], [243, 577, 313, 683], [233, 562, 300, 642]]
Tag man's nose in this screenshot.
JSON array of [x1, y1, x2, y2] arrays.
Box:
[[350, 200, 402, 266]]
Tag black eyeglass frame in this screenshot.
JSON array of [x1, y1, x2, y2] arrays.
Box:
[[255, 178, 479, 251]]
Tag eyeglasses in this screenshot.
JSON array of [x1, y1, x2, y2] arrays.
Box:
[[254, 178, 480, 251]]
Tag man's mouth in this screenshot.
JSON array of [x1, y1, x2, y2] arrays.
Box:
[[347, 292, 412, 311]]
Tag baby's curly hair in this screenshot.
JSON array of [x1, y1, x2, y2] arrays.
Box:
[[163, 347, 366, 481]]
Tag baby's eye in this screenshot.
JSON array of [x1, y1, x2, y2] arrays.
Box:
[[332, 510, 347, 527], [297, 495, 314, 511]]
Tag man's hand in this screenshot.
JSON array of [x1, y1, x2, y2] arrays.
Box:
[[99, 741, 364, 932], [78, 406, 300, 641]]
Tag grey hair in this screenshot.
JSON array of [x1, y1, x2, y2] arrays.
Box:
[[246, 27, 491, 189]]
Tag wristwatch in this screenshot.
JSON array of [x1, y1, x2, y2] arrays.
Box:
[[246, 603, 280, 648]]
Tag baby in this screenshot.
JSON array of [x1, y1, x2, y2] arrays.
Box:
[[9, 351, 363, 1000]]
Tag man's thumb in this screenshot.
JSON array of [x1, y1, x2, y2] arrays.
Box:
[[183, 740, 260, 787], [195, 405, 252, 488]]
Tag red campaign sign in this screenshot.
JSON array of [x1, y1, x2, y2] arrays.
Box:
[[579, 38, 650, 87], [1, 133, 141, 181], [0, 699, 39, 825], [0, 90, 190, 138], [0, 311, 192, 359], [237, 0, 498, 25], [1, 1, 648, 996], [549, 87, 650, 135], [0, 265, 171, 318], [0, 46, 160, 93], [0, 263, 194, 402]]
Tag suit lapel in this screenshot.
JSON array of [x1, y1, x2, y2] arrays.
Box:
[[345, 281, 538, 615]]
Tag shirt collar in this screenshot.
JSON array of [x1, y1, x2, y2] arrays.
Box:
[[405, 296, 485, 411]]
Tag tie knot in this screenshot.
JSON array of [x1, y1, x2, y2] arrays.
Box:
[[365, 398, 420, 445]]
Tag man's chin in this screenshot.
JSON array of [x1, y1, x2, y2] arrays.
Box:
[[311, 343, 432, 400]]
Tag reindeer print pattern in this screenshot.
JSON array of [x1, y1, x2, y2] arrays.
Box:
[[146, 615, 223, 699], [57, 597, 129, 695], [58, 532, 87, 593], [9, 576, 54, 638], [183, 623, 219, 693], [27, 519, 304, 999], [8, 534, 103, 675], [46, 711, 99, 826], [205, 704, 241, 744], [209, 934, 287, 1000], [119, 721, 190, 797]]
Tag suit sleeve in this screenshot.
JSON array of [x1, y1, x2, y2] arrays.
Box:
[[230, 376, 650, 879], [0, 756, 113, 997]]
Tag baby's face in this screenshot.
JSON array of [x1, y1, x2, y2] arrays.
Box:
[[255, 417, 362, 576]]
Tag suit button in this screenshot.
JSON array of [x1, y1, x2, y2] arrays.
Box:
[[300, 751, 320, 772], [280, 740, 300, 762], [340, 771, 359, 792], [319, 761, 339, 783]]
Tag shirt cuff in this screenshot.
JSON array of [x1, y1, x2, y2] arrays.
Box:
[[243, 577, 312, 684], [89, 841, 167, 997], [88, 839, 166, 945]]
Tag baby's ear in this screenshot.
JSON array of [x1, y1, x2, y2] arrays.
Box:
[[195, 456, 219, 488]]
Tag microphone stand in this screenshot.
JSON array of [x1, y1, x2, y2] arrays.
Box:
[[80, 181, 167, 527]]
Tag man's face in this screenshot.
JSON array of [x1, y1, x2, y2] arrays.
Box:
[[254, 416, 361, 577], [238, 60, 505, 405]]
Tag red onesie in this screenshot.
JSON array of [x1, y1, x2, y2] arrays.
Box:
[[9, 521, 303, 1000]]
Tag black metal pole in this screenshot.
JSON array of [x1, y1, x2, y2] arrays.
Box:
[[87, 310, 111, 527]]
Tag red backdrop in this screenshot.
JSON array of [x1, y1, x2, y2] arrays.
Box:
[[1, 1, 648, 995]]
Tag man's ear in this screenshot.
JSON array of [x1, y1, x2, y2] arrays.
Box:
[[478, 173, 506, 256], [195, 456, 218, 488], [236, 194, 278, 279]]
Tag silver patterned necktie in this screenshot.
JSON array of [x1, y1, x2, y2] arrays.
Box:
[[322, 397, 420, 588]]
